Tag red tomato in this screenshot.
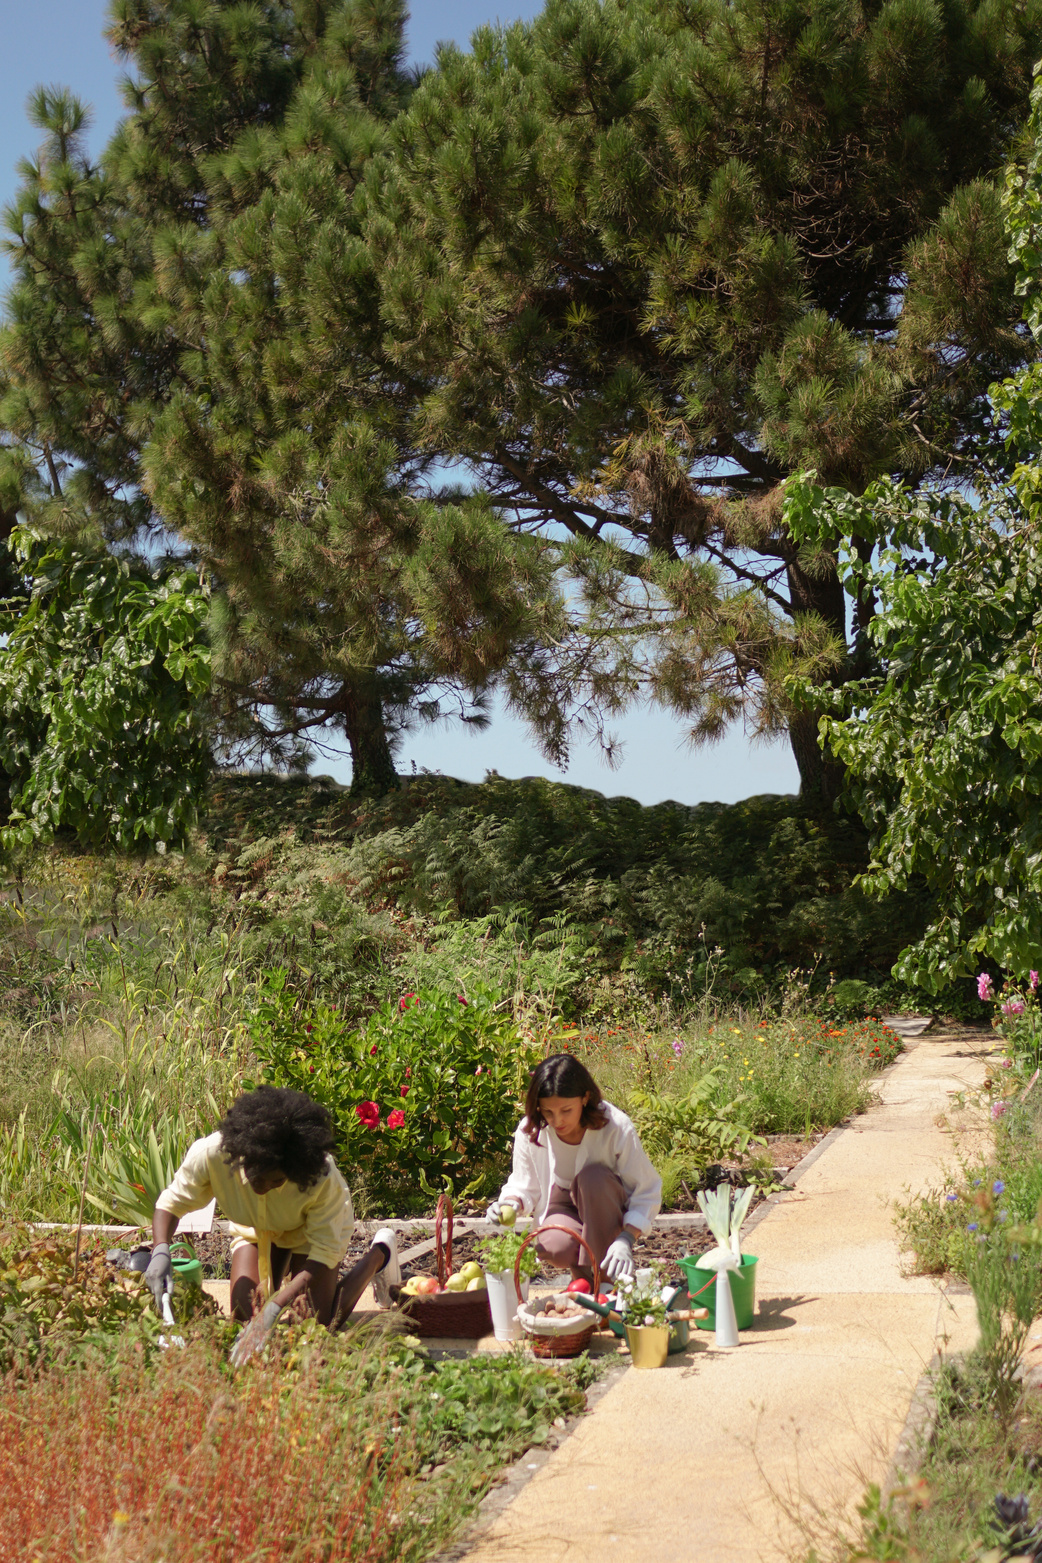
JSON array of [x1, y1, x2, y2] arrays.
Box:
[[565, 1278, 591, 1294]]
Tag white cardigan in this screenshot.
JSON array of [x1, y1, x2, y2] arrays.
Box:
[[497, 1101, 662, 1236]]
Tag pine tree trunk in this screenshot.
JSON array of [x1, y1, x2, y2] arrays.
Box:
[[337, 677, 398, 797], [784, 554, 848, 806]]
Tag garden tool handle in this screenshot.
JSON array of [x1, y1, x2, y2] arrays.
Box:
[[513, 1224, 601, 1299], [434, 1192, 453, 1287]]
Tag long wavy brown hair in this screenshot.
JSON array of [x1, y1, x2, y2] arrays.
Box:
[[523, 1054, 609, 1144]]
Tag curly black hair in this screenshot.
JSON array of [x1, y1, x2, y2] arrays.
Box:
[[218, 1086, 335, 1190]]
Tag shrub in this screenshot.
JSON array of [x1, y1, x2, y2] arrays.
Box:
[[248, 971, 539, 1208]]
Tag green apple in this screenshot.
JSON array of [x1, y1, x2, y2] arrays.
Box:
[[458, 1261, 484, 1284], [499, 1204, 517, 1227], [444, 1273, 469, 1292], [466, 1276, 487, 1291]]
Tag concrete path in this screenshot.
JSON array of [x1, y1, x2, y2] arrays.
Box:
[[459, 1031, 995, 1563]]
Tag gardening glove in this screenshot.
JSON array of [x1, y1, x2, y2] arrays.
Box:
[[486, 1199, 521, 1226], [144, 1244, 174, 1308], [603, 1233, 635, 1281], [230, 1299, 284, 1369]]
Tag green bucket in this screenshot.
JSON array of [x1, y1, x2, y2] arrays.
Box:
[[677, 1253, 758, 1331], [171, 1240, 204, 1289]]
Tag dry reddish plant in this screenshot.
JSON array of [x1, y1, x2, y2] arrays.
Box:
[[0, 1342, 411, 1562]]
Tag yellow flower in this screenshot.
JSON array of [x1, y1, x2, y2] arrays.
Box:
[[113, 1513, 130, 1527]]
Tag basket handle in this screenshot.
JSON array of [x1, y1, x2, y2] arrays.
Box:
[[435, 1192, 454, 1286], [513, 1223, 601, 1298]]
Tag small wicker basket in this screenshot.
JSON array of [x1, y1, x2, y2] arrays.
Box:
[[393, 1193, 492, 1339], [514, 1225, 600, 1358]]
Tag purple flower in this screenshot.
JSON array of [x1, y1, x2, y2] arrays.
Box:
[[993, 1180, 1005, 1195], [978, 973, 995, 1002], [945, 1193, 957, 1202], [1002, 998, 1026, 1018], [992, 1100, 1010, 1121], [968, 1223, 979, 1232], [1032, 971, 1040, 992], [672, 1039, 684, 1059]]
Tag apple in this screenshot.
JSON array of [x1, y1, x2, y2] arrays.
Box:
[[565, 1278, 591, 1295], [458, 1261, 484, 1284], [499, 1204, 517, 1227], [400, 1277, 422, 1297], [596, 1294, 610, 1307], [444, 1273, 468, 1292], [414, 1276, 441, 1296], [466, 1276, 487, 1291]]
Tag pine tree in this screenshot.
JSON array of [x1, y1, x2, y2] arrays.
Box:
[[365, 0, 1042, 799], [0, 0, 558, 794]]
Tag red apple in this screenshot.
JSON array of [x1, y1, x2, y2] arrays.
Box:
[[565, 1278, 591, 1294], [596, 1294, 610, 1307], [414, 1276, 441, 1296]]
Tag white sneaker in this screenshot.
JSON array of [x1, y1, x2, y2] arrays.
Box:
[[370, 1228, 401, 1308]]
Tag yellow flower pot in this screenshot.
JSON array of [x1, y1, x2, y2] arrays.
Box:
[[625, 1323, 670, 1369]]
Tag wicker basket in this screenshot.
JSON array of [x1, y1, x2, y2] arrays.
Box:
[[514, 1225, 599, 1358], [393, 1194, 492, 1339]]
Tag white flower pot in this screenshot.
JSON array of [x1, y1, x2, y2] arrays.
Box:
[[486, 1269, 530, 1341]]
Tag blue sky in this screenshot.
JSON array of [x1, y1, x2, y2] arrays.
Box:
[[0, 0, 800, 807]]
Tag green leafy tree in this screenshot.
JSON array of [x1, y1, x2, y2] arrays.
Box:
[[0, 531, 211, 855], [365, 0, 1042, 798], [779, 65, 1042, 987]]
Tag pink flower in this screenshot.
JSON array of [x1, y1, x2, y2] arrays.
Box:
[[386, 1109, 405, 1130], [1002, 998, 1025, 1018], [1002, 1058, 1014, 1069], [475, 1065, 483, 1075], [400, 1085, 409, 1097], [991, 1100, 1010, 1121], [1032, 971, 1039, 992], [977, 973, 995, 1002], [355, 1101, 380, 1129], [457, 994, 468, 1005]]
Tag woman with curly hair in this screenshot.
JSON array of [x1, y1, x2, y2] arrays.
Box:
[[486, 1054, 661, 1285], [146, 1085, 401, 1364]]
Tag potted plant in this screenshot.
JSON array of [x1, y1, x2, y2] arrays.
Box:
[[615, 1264, 672, 1369], [478, 1226, 539, 1342]]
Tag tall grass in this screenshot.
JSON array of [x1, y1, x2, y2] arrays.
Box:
[[575, 1016, 893, 1140]]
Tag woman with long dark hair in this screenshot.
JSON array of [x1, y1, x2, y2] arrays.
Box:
[[487, 1054, 661, 1283]]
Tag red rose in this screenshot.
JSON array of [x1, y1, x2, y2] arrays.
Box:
[[355, 1101, 380, 1129], [399, 993, 418, 1012], [387, 1109, 405, 1130], [400, 1085, 409, 1097], [370, 1045, 378, 1055]]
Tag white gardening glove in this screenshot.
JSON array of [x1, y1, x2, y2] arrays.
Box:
[[486, 1199, 521, 1226], [603, 1232, 635, 1281], [144, 1244, 174, 1308], [230, 1298, 284, 1368]]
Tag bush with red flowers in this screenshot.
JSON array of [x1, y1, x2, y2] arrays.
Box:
[[248, 972, 538, 1208]]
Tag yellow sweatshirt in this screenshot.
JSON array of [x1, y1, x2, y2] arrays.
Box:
[[156, 1131, 354, 1296]]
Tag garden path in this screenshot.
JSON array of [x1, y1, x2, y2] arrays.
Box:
[[455, 1029, 994, 1563]]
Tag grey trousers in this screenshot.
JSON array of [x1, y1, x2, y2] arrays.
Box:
[[538, 1163, 627, 1276]]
